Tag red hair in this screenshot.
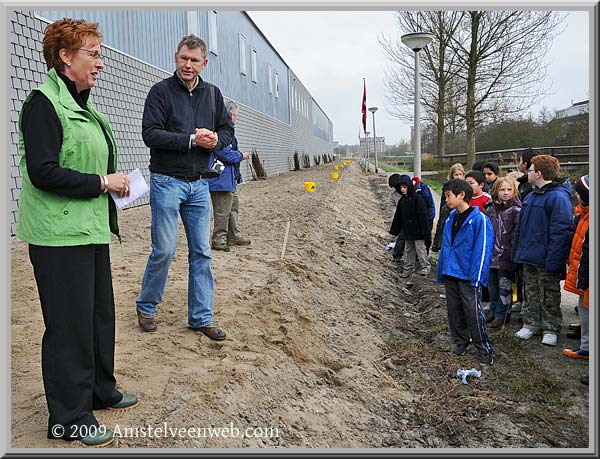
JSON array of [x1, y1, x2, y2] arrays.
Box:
[[43, 18, 102, 71]]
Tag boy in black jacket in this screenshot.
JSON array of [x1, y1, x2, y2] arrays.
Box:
[[389, 175, 431, 277]]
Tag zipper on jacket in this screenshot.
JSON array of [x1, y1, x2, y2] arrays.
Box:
[[189, 89, 198, 177]]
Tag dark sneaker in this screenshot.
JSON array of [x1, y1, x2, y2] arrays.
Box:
[[108, 393, 139, 411], [581, 374, 589, 385], [80, 428, 115, 448], [454, 343, 469, 356], [484, 310, 495, 323], [137, 310, 156, 333], [479, 352, 494, 366], [228, 237, 251, 246], [212, 241, 230, 251]]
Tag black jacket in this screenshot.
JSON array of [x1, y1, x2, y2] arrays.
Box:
[[517, 174, 533, 201], [142, 72, 234, 177], [389, 175, 429, 240], [431, 203, 451, 252]]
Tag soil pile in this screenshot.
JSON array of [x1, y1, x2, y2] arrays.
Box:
[[11, 162, 589, 448]]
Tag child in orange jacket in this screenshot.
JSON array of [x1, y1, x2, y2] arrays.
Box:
[[562, 175, 590, 360]]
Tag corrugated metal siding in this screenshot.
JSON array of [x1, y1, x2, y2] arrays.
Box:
[[34, 10, 290, 125], [35, 10, 186, 73], [9, 11, 333, 235]]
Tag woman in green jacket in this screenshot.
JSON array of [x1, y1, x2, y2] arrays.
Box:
[[16, 18, 137, 448]]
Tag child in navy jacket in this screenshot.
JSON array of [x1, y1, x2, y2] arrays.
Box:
[[436, 179, 495, 365]]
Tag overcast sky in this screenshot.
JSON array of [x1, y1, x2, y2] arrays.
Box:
[[248, 10, 590, 146]]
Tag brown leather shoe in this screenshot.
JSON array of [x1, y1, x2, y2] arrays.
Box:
[[228, 237, 251, 246], [190, 324, 226, 340], [211, 241, 230, 251], [137, 310, 157, 332]]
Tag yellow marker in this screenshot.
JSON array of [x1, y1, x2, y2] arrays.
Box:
[[304, 181, 316, 192], [331, 172, 339, 180]]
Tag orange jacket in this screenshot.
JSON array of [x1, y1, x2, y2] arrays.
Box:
[[564, 204, 589, 304]]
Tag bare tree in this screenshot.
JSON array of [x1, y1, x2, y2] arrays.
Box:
[[450, 10, 565, 165], [380, 11, 464, 156], [381, 10, 565, 164]]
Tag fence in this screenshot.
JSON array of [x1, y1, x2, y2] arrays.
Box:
[[432, 145, 589, 172]]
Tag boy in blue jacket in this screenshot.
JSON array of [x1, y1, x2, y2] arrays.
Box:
[[512, 155, 573, 346], [436, 179, 495, 365]]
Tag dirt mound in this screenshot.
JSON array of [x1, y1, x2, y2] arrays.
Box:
[[10, 162, 589, 448]]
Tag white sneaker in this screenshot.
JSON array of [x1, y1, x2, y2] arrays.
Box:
[[515, 327, 535, 340], [541, 333, 558, 346]]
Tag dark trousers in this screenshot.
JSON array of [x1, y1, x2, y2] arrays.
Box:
[[488, 269, 512, 319], [444, 277, 493, 356], [29, 244, 122, 440]]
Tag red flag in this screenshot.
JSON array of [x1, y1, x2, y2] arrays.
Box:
[[361, 79, 367, 135]]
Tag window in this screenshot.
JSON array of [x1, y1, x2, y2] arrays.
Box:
[[239, 34, 247, 75], [208, 11, 218, 55], [267, 63, 273, 94], [274, 71, 279, 98], [187, 11, 199, 36], [251, 48, 257, 83]]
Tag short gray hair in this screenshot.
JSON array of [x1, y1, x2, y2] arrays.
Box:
[[176, 34, 207, 57], [225, 100, 238, 116]]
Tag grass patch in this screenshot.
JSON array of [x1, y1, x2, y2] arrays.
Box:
[[378, 162, 408, 173], [426, 179, 444, 196], [436, 322, 448, 333]]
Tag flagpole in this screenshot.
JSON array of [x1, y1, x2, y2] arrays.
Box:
[[361, 78, 369, 173]]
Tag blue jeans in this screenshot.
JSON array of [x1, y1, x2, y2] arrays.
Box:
[[488, 269, 512, 319], [136, 173, 214, 328]]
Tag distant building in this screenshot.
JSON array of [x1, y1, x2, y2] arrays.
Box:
[[359, 136, 385, 157], [555, 100, 589, 119]]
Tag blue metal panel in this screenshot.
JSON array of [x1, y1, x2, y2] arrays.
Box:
[[34, 10, 315, 131], [35, 10, 186, 72]]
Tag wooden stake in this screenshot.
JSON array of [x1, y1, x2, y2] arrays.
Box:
[[280, 221, 291, 260]]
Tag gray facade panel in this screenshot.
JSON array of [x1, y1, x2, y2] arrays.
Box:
[[9, 11, 333, 235]]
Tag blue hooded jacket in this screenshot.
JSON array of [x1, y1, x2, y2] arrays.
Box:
[[207, 136, 243, 192], [436, 206, 494, 288], [512, 179, 573, 274], [414, 180, 435, 221]]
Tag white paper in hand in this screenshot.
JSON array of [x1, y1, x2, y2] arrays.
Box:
[[109, 169, 150, 209]]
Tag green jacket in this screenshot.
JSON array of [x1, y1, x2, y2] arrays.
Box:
[[16, 68, 119, 246]]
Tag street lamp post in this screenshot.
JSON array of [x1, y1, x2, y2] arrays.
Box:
[[365, 131, 370, 172], [368, 106, 378, 173], [401, 32, 433, 178]]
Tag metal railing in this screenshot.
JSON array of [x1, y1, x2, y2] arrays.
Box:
[[432, 145, 589, 171]]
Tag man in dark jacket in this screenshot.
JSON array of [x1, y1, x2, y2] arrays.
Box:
[[390, 175, 431, 277], [513, 155, 573, 346], [136, 34, 234, 340]]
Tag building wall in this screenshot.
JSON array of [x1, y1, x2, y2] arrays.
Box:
[[9, 11, 333, 234], [555, 101, 589, 119], [35, 10, 292, 126]]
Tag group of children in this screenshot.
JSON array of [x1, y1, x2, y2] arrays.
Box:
[[388, 153, 590, 378]]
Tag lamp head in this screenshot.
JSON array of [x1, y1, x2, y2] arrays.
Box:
[[368, 106, 378, 113], [401, 32, 433, 51]]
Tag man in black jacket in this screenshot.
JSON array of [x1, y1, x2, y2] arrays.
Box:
[[136, 35, 234, 340]]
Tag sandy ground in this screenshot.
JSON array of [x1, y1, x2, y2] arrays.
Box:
[[11, 161, 589, 449]]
